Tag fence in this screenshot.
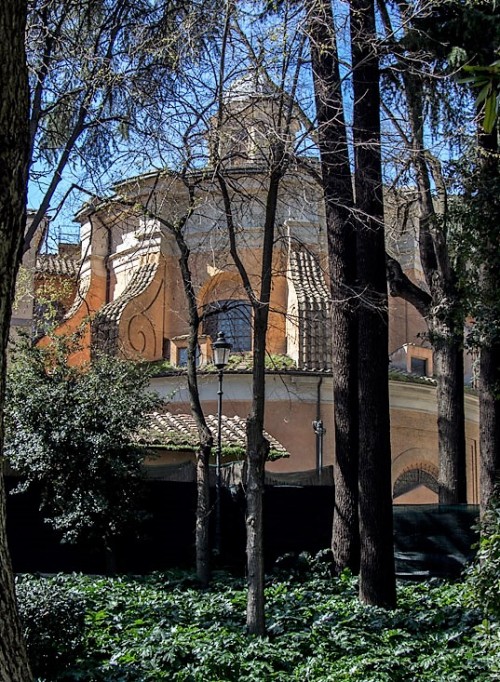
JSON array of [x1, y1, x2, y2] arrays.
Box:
[[5, 477, 478, 578]]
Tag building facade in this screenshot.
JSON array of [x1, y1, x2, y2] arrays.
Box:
[[32, 76, 479, 504]]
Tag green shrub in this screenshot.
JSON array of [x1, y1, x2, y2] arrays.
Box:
[[13, 571, 495, 681], [466, 495, 500, 619], [273, 549, 338, 581], [16, 575, 86, 680]]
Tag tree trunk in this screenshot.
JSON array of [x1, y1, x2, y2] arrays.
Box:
[[195, 444, 211, 586], [0, 491, 32, 682], [0, 0, 33, 678], [244, 160, 281, 634], [432, 329, 467, 504], [386, 259, 467, 506], [244, 310, 268, 636], [187, 355, 213, 587], [306, 0, 360, 574], [173, 219, 214, 586], [479, 342, 500, 515], [245, 415, 266, 636], [477, 126, 500, 516], [351, 0, 396, 608], [402, 73, 468, 505]]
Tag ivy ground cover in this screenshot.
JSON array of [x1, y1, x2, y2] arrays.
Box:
[[16, 561, 499, 681]]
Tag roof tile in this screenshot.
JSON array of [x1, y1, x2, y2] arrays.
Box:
[[138, 411, 289, 456], [289, 251, 332, 370], [36, 254, 79, 278]]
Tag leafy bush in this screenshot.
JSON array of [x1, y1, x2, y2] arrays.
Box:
[[16, 575, 86, 680], [147, 358, 175, 375], [466, 495, 500, 618], [5, 337, 160, 547], [273, 549, 338, 581], [13, 569, 497, 681]]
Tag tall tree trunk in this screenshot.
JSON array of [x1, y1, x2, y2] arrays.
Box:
[[479, 342, 500, 515], [0, 0, 33, 678], [403, 74, 467, 504], [245, 159, 282, 635], [351, 0, 396, 608], [436, 345, 467, 506], [306, 0, 360, 575], [244, 296, 270, 637], [0, 481, 32, 682], [186, 325, 213, 587], [129, 194, 214, 586], [175, 225, 214, 586], [243, 282, 269, 638], [478, 126, 500, 516], [432, 328, 467, 504], [216, 166, 272, 633], [195, 444, 211, 585], [245, 412, 267, 636]]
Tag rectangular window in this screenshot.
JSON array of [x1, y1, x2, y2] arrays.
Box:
[[177, 346, 200, 367], [410, 357, 427, 376], [178, 347, 188, 367]]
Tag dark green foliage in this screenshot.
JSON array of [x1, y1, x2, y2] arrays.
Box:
[[5, 336, 161, 548], [406, 0, 500, 66], [448, 147, 500, 350], [466, 495, 500, 619], [461, 60, 500, 133], [15, 575, 86, 680], [14, 564, 497, 681]]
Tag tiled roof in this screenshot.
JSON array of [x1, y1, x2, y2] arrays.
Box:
[[289, 251, 332, 371], [36, 254, 79, 278], [92, 262, 158, 353], [138, 411, 289, 456], [98, 262, 157, 324]]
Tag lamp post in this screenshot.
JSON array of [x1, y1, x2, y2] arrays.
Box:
[[312, 419, 326, 481], [212, 331, 232, 555]]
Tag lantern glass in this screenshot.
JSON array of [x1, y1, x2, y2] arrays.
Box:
[[212, 331, 232, 369]]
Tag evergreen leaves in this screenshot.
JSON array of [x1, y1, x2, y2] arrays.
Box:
[[4, 335, 161, 546], [14, 568, 499, 681]]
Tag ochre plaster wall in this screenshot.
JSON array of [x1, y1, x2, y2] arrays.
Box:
[[153, 375, 480, 504], [118, 259, 166, 361], [54, 170, 480, 505], [39, 261, 107, 366], [173, 397, 335, 474], [388, 295, 429, 354]]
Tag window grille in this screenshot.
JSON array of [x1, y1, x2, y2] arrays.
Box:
[[203, 299, 252, 352]]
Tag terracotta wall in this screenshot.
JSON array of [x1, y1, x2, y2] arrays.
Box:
[[151, 374, 480, 505]]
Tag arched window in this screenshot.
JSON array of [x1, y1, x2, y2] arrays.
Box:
[[393, 468, 439, 499], [203, 299, 252, 352]]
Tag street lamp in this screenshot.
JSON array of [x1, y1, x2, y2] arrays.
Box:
[[312, 419, 326, 481], [212, 331, 232, 555]]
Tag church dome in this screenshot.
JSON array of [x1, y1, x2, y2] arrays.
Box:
[[224, 71, 280, 103]]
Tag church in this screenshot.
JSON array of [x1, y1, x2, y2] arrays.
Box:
[[15, 74, 480, 505]]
